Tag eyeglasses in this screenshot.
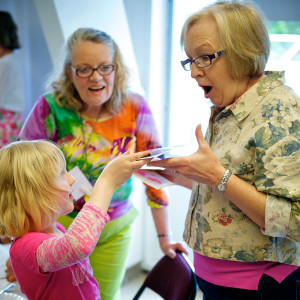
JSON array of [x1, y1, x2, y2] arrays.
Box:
[[180, 50, 225, 71], [70, 64, 115, 78]]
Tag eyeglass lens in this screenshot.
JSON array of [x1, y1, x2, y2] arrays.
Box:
[[181, 50, 224, 71], [76, 65, 114, 77]]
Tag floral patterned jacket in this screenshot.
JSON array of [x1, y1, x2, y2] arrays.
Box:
[[184, 72, 300, 265]]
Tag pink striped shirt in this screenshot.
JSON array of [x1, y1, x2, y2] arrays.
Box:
[[10, 202, 110, 300]]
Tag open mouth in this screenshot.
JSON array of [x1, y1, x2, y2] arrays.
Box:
[[203, 86, 212, 95], [89, 86, 105, 92]]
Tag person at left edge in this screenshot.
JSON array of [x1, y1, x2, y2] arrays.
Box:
[[18, 27, 187, 300], [0, 11, 25, 147]]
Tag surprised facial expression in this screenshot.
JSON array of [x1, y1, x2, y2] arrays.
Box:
[[184, 16, 250, 108]]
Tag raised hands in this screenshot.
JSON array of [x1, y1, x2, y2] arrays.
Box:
[[89, 151, 151, 211], [100, 150, 151, 189], [148, 124, 226, 188]]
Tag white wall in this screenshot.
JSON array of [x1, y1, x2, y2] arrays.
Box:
[[34, 0, 143, 95]]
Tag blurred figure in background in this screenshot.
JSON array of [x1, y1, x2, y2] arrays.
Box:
[[0, 11, 25, 147]]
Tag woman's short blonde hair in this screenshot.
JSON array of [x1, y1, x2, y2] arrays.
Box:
[[181, 1, 270, 79], [0, 140, 67, 237], [46, 27, 130, 114]]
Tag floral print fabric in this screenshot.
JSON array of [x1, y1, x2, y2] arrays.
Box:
[[0, 109, 22, 147], [184, 72, 300, 265]]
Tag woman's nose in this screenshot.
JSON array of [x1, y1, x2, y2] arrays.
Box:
[[89, 69, 103, 81], [191, 63, 205, 79]]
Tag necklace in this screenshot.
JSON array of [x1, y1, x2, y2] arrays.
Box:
[[79, 106, 103, 171]]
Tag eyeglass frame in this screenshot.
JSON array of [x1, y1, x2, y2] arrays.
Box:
[[69, 64, 115, 78], [180, 50, 225, 71]]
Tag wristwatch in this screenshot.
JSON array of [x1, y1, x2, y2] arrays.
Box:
[[216, 169, 231, 193]]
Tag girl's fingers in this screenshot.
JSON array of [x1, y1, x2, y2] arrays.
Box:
[[132, 151, 152, 161]]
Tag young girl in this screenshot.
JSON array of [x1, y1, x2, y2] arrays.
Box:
[[0, 140, 149, 300]]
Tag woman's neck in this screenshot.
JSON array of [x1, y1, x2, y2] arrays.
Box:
[[247, 73, 266, 91], [81, 105, 104, 119]]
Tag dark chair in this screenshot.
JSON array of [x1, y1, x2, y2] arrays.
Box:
[[132, 251, 198, 300]]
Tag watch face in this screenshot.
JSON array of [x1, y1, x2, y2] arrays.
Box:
[[217, 169, 231, 193], [217, 183, 225, 192]]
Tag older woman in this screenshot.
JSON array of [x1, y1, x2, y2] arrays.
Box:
[[148, 1, 300, 299], [17, 28, 186, 300]]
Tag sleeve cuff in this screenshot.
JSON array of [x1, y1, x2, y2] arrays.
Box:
[[264, 194, 291, 237]]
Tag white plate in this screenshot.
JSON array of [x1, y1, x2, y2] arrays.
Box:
[[0, 281, 22, 297], [0, 282, 15, 293], [0, 293, 26, 299]]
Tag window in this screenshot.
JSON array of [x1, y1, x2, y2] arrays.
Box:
[[266, 21, 300, 95], [168, 0, 215, 153]]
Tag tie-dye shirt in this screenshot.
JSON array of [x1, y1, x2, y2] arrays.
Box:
[[19, 93, 169, 219]]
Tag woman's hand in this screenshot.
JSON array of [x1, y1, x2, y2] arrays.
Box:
[[148, 124, 226, 187], [155, 168, 193, 189], [159, 238, 188, 259]]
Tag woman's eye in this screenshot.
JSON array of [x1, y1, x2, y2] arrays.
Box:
[[202, 55, 210, 61], [78, 68, 91, 74], [100, 65, 110, 71]]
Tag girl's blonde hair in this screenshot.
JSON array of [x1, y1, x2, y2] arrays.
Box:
[[46, 27, 130, 114], [181, 1, 270, 79], [0, 140, 67, 237]]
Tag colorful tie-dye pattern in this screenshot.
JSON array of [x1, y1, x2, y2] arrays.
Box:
[[19, 93, 169, 219]]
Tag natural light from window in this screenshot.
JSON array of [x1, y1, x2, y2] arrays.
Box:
[[168, 0, 215, 154]]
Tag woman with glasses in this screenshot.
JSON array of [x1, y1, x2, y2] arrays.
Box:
[[0, 11, 25, 148], [148, 1, 300, 299], [17, 28, 186, 300]]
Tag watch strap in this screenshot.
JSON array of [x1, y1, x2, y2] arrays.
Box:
[[216, 169, 231, 193]]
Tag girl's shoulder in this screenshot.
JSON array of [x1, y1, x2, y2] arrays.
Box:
[[11, 232, 52, 253]]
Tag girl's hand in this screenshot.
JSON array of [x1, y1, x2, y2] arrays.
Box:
[[90, 151, 152, 211], [99, 151, 151, 190]]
